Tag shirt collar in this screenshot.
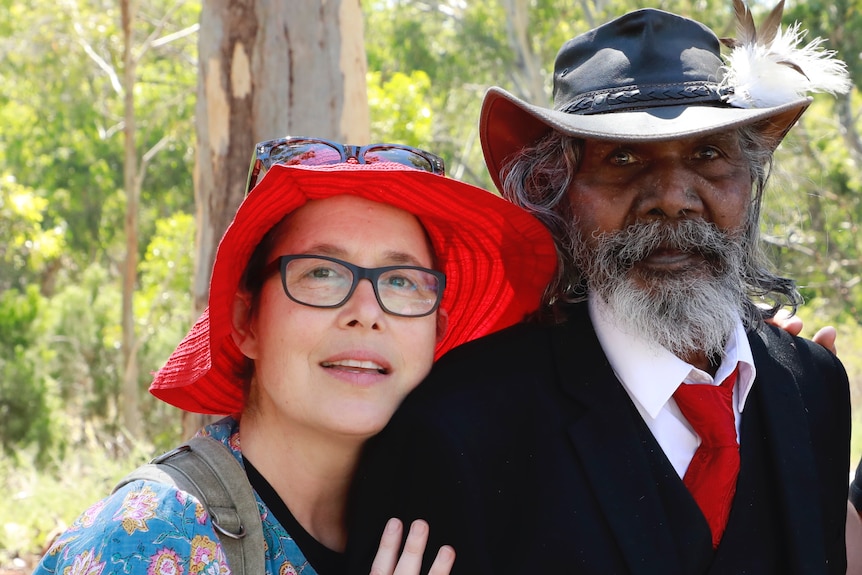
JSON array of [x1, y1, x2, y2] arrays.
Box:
[[588, 294, 756, 419]]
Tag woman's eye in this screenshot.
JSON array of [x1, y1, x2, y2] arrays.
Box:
[[383, 274, 418, 291], [309, 267, 337, 279]]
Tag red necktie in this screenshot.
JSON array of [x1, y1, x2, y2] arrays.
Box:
[[672, 366, 740, 549]]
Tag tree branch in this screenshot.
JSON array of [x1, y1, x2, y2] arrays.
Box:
[[73, 22, 123, 95], [137, 0, 189, 61], [152, 23, 200, 49]]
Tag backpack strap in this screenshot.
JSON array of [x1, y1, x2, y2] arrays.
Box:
[[115, 436, 265, 575]]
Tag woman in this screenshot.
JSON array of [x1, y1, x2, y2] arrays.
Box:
[[33, 138, 557, 575]]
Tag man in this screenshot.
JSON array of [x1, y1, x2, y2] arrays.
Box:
[[847, 458, 862, 573], [347, 5, 851, 574]]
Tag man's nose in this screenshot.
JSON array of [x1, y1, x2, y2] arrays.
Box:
[[636, 164, 705, 220]]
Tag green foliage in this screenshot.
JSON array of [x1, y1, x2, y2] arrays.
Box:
[[137, 213, 195, 442], [0, 0, 197, 276], [0, 285, 54, 463], [38, 264, 122, 421], [0, 177, 67, 463], [368, 70, 434, 145], [0, 435, 153, 565], [0, 0, 198, 465], [787, 0, 862, 82], [0, 175, 65, 291], [763, 96, 862, 321]]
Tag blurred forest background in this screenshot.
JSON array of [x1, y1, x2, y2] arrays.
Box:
[[2, 0, 862, 568]]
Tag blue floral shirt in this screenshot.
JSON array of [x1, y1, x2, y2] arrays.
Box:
[[33, 417, 317, 575]]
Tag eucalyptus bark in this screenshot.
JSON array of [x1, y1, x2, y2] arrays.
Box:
[[120, 0, 142, 439]]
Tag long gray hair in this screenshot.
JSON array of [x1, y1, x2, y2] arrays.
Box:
[[500, 128, 802, 325]]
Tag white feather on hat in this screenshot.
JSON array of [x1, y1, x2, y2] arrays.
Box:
[[720, 0, 852, 109]]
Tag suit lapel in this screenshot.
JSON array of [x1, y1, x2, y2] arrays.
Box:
[[745, 328, 827, 573], [552, 305, 699, 575]]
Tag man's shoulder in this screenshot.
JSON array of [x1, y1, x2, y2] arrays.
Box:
[[439, 303, 592, 363], [442, 319, 554, 360], [751, 322, 843, 370], [432, 311, 590, 380], [403, 307, 595, 412], [750, 322, 848, 406], [381, 318, 576, 453]]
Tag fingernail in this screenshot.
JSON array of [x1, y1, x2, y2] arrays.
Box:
[[410, 520, 428, 535], [386, 518, 399, 533]]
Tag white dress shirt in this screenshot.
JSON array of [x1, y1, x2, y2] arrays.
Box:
[[588, 294, 756, 478]]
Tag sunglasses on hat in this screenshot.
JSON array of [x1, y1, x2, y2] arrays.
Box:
[[246, 137, 446, 194]]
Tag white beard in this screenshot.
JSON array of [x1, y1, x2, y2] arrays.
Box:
[[574, 219, 748, 361]]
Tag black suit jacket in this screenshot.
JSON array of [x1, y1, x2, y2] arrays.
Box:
[[346, 304, 849, 574]]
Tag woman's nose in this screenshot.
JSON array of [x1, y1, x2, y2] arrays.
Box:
[[339, 278, 385, 330]]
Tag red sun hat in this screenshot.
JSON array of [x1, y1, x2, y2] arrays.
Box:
[[150, 161, 557, 415]]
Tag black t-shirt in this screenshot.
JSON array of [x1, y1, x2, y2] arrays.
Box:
[[245, 457, 346, 575]]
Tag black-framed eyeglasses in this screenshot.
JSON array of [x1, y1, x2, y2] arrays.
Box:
[[246, 137, 446, 194], [263, 255, 446, 318]]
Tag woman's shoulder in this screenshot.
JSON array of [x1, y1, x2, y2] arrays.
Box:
[[33, 479, 229, 574]]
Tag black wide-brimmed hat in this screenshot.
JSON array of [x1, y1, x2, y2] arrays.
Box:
[[481, 5, 850, 192]]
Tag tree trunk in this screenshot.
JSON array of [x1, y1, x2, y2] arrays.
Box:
[[186, 0, 369, 437], [500, 0, 545, 104], [120, 0, 142, 439]]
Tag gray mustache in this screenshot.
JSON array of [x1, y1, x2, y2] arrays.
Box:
[[596, 219, 738, 270]]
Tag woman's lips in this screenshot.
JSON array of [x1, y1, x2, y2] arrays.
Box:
[[320, 358, 389, 375]]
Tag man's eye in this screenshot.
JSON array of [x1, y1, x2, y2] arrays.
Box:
[[609, 150, 635, 165], [695, 146, 721, 160]]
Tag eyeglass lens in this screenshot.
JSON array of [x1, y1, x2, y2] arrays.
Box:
[[269, 142, 343, 166], [268, 141, 435, 172], [282, 256, 442, 317], [362, 146, 435, 171]]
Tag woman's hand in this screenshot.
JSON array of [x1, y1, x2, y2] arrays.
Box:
[[370, 518, 455, 575], [811, 326, 837, 355], [765, 309, 837, 355]]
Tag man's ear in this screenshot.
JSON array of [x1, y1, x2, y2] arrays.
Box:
[[436, 308, 449, 344], [232, 291, 259, 358]]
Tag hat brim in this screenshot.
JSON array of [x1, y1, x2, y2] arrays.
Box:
[[150, 162, 557, 414], [480, 86, 811, 193]]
